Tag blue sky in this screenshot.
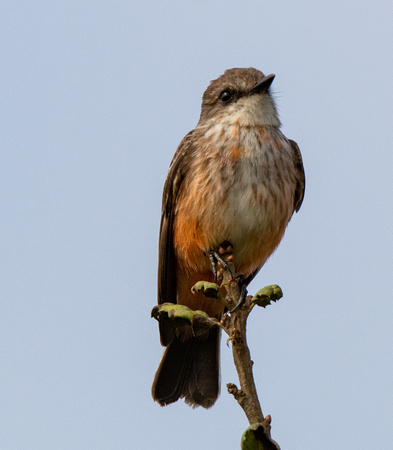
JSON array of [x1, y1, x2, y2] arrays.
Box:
[[1, 1, 393, 448]]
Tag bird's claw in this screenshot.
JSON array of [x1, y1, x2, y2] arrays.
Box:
[[229, 283, 248, 313], [207, 241, 235, 281]]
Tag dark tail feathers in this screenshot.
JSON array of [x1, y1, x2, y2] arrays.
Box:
[[152, 327, 220, 408]]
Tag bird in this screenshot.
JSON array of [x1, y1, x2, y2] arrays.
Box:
[[152, 67, 305, 409]]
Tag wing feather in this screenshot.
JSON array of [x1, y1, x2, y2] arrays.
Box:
[[157, 131, 195, 305], [289, 139, 305, 213]]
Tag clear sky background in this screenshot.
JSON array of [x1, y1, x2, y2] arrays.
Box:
[[1, 1, 392, 449]]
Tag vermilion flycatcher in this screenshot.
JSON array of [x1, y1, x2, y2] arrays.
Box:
[[152, 68, 305, 408]]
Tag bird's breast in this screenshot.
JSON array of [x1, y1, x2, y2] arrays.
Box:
[[173, 124, 297, 276]]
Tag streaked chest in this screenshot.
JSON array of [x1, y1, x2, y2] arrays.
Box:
[[188, 123, 296, 222], [173, 123, 297, 271]]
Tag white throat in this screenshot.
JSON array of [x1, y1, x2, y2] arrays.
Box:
[[223, 94, 280, 127]]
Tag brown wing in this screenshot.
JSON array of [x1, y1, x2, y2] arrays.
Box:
[[289, 139, 305, 213], [157, 130, 195, 306]]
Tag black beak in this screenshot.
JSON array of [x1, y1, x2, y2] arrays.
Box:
[[249, 74, 275, 95]]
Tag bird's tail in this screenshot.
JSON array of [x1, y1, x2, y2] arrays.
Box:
[[152, 327, 220, 408]]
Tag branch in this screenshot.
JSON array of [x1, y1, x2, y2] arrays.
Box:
[[216, 253, 281, 449]]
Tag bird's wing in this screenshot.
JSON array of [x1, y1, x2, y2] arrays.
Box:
[[157, 131, 196, 346], [157, 130, 195, 306], [289, 139, 306, 213]]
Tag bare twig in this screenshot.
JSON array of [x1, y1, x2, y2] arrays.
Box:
[[218, 256, 280, 449]]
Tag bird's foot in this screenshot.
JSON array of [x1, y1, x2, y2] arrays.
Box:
[[207, 241, 235, 282], [229, 277, 248, 313]]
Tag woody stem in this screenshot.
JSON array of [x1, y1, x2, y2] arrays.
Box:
[[221, 266, 265, 424]]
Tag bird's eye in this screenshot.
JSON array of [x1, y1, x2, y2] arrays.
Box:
[[219, 90, 233, 103]]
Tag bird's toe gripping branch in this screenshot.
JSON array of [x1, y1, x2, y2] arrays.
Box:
[[207, 240, 235, 282], [228, 276, 248, 313], [204, 241, 249, 312]]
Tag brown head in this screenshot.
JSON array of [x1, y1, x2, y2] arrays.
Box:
[[198, 67, 280, 127]]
